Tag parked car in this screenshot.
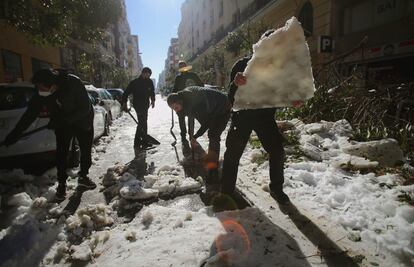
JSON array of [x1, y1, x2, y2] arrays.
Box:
[[0, 83, 109, 172], [106, 88, 124, 103], [86, 85, 121, 122], [0, 83, 56, 163]]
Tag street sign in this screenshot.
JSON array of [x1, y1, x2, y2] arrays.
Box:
[[318, 35, 334, 53]]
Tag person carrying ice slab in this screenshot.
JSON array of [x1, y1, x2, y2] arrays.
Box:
[[221, 17, 315, 204]]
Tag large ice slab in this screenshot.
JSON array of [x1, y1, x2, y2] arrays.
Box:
[[233, 17, 315, 110]]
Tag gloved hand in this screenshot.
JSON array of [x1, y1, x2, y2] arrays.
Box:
[[3, 131, 20, 147]]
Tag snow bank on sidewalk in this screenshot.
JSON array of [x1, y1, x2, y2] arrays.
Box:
[[242, 119, 414, 265]]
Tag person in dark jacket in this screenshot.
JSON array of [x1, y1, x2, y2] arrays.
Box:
[[167, 86, 231, 185], [3, 69, 96, 201], [122, 67, 155, 148], [173, 61, 204, 142], [220, 30, 303, 205]]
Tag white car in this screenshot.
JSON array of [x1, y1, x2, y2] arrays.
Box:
[[86, 85, 121, 123], [0, 83, 108, 170], [0, 83, 56, 160]]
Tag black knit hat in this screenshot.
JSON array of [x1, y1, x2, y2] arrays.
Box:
[[142, 67, 152, 74], [31, 68, 58, 86]]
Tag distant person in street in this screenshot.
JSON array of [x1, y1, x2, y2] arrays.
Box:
[[122, 67, 155, 149], [173, 61, 204, 142], [3, 69, 96, 201], [167, 86, 231, 188], [220, 30, 303, 205]]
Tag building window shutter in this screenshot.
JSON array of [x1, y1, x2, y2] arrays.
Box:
[[298, 2, 314, 37]]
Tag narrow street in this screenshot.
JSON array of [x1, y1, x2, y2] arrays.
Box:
[[45, 96, 355, 266], [1, 95, 410, 267]]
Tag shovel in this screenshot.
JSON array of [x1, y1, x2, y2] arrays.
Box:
[[126, 109, 160, 145], [0, 125, 48, 147]]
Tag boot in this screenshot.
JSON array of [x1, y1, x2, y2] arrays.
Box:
[[55, 183, 66, 202], [78, 176, 97, 189], [270, 190, 290, 204]]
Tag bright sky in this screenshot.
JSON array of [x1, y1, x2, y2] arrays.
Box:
[[125, 0, 185, 84]]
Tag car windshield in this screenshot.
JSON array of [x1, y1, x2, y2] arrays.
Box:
[[99, 89, 113, 100], [0, 85, 35, 111]]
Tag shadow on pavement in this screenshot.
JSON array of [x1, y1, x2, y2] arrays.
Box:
[[180, 140, 207, 180], [278, 202, 359, 267], [110, 149, 157, 222], [61, 186, 89, 216], [200, 207, 312, 267]]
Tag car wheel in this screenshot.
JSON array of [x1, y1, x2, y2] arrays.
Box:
[[67, 137, 80, 168], [103, 115, 110, 136]]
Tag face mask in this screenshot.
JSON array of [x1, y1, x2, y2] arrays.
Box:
[[39, 91, 52, 97]]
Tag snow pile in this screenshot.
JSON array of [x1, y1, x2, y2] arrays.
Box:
[[292, 119, 385, 170], [68, 231, 111, 261], [102, 163, 203, 206], [102, 166, 160, 202], [342, 138, 404, 167], [65, 204, 114, 238], [145, 170, 203, 197], [233, 17, 315, 110], [102, 163, 129, 187], [119, 180, 158, 200], [0, 168, 57, 229], [241, 119, 414, 264], [0, 169, 34, 184]]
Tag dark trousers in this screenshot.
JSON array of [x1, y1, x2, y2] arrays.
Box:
[[55, 126, 93, 184], [221, 113, 285, 194], [178, 113, 194, 139], [205, 113, 230, 184], [133, 107, 148, 147]]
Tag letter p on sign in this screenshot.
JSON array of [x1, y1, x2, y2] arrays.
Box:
[[318, 35, 333, 53]]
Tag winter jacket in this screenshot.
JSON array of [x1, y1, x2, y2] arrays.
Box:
[[177, 86, 231, 138], [10, 72, 94, 137], [228, 56, 276, 120], [173, 72, 204, 93], [123, 76, 155, 112]]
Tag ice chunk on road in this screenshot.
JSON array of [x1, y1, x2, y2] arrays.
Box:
[[233, 17, 315, 110], [120, 180, 159, 200]]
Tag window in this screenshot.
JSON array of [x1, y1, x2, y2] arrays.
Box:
[[219, 0, 224, 17], [31, 58, 51, 74], [343, 0, 404, 34], [298, 2, 314, 37], [210, 8, 214, 26], [2, 49, 23, 82]]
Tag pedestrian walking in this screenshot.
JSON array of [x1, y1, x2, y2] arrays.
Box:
[[172, 61, 204, 142], [3, 69, 96, 201], [167, 86, 231, 188], [122, 67, 155, 149], [220, 30, 303, 204]]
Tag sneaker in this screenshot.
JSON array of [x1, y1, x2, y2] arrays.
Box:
[[78, 176, 97, 189], [55, 183, 66, 201], [270, 190, 290, 204]]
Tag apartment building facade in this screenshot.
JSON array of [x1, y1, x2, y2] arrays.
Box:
[[128, 35, 144, 77], [0, 21, 61, 83], [178, 0, 414, 84]]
